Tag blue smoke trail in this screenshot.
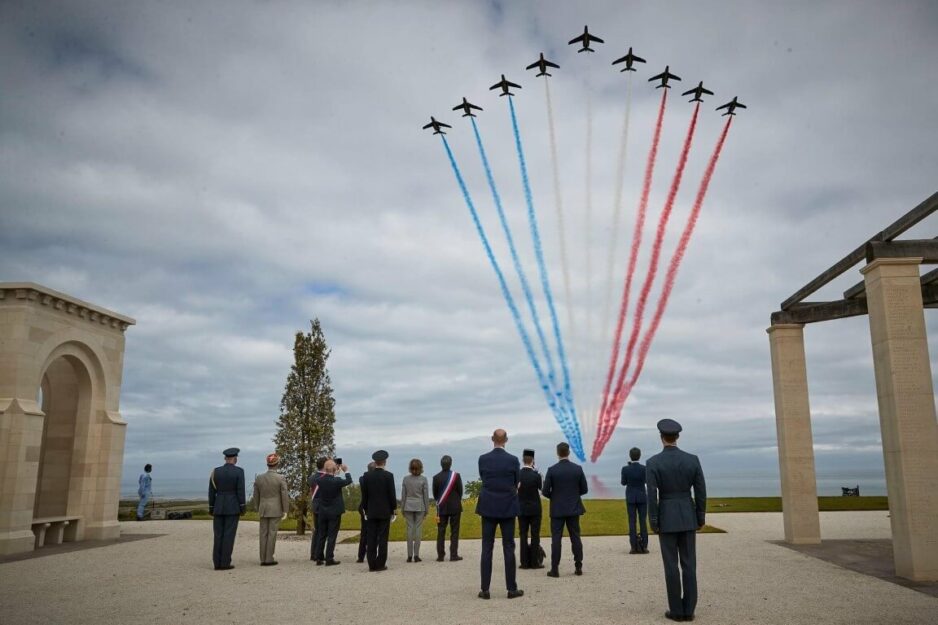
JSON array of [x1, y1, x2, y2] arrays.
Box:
[[469, 117, 569, 425], [507, 98, 584, 460], [439, 135, 578, 444]]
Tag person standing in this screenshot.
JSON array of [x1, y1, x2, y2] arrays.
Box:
[[542, 442, 588, 578], [308, 457, 327, 563], [621, 447, 649, 554], [517, 449, 543, 569], [311, 459, 353, 565], [646, 419, 707, 622], [401, 458, 430, 562], [432, 454, 463, 562], [251, 453, 290, 566], [357, 462, 375, 563], [476, 429, 523, 600], [136, 464, 153, 521], [360, 450, 397, 571], [209, 447, 246, 571]]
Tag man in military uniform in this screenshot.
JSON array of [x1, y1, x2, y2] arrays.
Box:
[[360, 450, 397, 571], [209, 447, 246, 570], [251, 452, 290, 566], [621, 447, 649, 554], [357, 461, 375, 563], [517, 449, 543, 569], [646, 419, 707, 622]]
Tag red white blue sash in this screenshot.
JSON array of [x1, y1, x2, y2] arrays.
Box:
[[437, 471, 459, 508]]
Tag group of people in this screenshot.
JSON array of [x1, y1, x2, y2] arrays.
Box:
[[202, 418, 707, 622]]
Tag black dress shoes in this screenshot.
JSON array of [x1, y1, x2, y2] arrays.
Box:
[[574, 565, 583, 576], [684, 616, 695, 622], [356, 558, 365, 563], [507, 589, 524, 599], [478, 591, 491, 600], [315, 560, 324, 566], [547, 569, 560, 578], [437, 556, 445, 562], [629, 548, 638, 554], [325, 559, 340, 566], [261, 561, 278, 566], [414, 556, 422, 562], [665, 611, 684, 621], [450, 555, 463, 562], [519, 564, 530, 569], [217, 565, 235, 571]]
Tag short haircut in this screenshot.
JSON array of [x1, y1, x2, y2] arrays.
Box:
[[492, 429, 508, 445], [523, 454, 534, 465], [367, 461, 376, 472], [409, 458, 423, 476], [662, 432, 680, 444], [440, 455, 452, 470], [316, 457, 327, 470], [556, 442, 570, 458], [144, 464, 152, 472], [629, 447, 641, 461]]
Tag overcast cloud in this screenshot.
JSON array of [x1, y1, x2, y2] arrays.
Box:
[[1, 0, 936, 496]]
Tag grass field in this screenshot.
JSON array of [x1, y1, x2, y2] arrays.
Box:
[[120, 496, 888, 541]]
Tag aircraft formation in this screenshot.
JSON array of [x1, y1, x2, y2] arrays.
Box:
[[423, 25, 745, 134]]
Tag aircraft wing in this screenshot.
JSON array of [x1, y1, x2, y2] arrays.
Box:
[[525, 60, 539, 70], [505, 79, 522, 89], [668, 72, 682, 81], [649, 71, 665, 82], [612, 55, 629, 65], [681, 87, 695, 96], [439, 121, 452, 128], [633, 54, 646, 63], [489, 82, 501, 90], [422, 122, 434, 129], [702, 87, 714, 95], [735, 101, 747, 109], [568, 33, 586, 45], [469, 102, 483, 110], [591, 35, 605, 43], [545, 59, 559, 68], [715, 102, 730, 111]]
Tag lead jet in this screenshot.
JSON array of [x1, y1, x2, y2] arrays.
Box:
[[682, 81, 714, 103], [422, 116, 452, 135], [611, 47, 646, 72], [489, 74, 522, 97], [568, 25, 604, 53], [452, 97, 483, 117], [648, 65, 681, 89], [526, 52, 560, 77], [716, 96, 747, 116]]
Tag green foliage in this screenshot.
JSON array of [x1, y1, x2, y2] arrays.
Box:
[[273, 319, 337, 535], [463, 479, 482, 499], [344, 483, 362, 512]]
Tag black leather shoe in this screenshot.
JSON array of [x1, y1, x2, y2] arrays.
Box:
[[665, 611, 684, 622], [407, 556, 413, 563], [437, 556, 445, 562], [218, 565, 235, 571], [478, 591, 490, 600], [629, 548, 638, 554], [414, 556, 422, 562], [315, 560, 324, 566], [531, 564, 545, 569], [261, 561, 278, 566], [374, 566, 388, 572], [519, 564, 530, 569], [325, 560, 340, 566], [356, 558, 365, 563], [684, 616, 695, 622], [547, 569, 560, 578], [507, 589, 524, 599], [574, 566, 583, 576], [450, 555, 463, 562]]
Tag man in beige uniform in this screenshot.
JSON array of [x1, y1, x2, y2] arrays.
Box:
[[251, 453, 291, 566]]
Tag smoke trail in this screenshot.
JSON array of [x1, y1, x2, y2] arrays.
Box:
[[508, 97, 585, 459], [594, 116, 733, 459], [593, 89, 668, 458], [470, 117, 567, 418], [601, 102, 701, 451], [439, 135, 581, 449]]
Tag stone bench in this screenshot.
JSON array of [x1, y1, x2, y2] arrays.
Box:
[[31, 516, 81, 548]]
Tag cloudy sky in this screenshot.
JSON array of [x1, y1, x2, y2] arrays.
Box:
[[2, 0, 936, 496]]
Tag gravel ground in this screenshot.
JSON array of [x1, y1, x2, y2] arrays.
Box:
[[0, 511, 935, 624]]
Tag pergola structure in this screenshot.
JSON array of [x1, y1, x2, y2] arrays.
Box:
[[768, 192, 938, 582]]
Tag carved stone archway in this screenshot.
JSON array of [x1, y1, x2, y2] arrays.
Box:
[[0, 283, 135, 555]]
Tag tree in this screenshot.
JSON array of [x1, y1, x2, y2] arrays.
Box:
[[273, 319, 336, 535], [464, 479, 482, 500]]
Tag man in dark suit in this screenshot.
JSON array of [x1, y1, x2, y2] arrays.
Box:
[[542, 442, 588, 577], [360, 449, 397, 571], [357, 461, 375, 563], [647, 419, 707, 622], [208, 447, 246, 570], [517, 449, 544, 569], [621, 446, 649, 554], [476, 429, 524, 600], [308, 457, 327, 563], [432, 454, 463, 562], [311, 459, 353, 565]]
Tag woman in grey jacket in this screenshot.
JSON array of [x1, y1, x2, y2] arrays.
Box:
[[401, 458, 430, 562]]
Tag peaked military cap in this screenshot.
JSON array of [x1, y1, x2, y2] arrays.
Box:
[[523, 449, 535, 457], [223, 447, 240, 457], [372, 449, 389, 461], [656, 419, 682, 435]]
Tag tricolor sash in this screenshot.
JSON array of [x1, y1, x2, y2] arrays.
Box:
[[437, 471, 459, 509]]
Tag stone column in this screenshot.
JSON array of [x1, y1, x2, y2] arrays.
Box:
[[767, 323, 821, 544], [861, 258, 938, 581]]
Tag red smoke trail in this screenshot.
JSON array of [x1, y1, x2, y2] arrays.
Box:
[[593, 89, 668, 460], [594, 116, 734, 460], [600, 102, 700, 453]]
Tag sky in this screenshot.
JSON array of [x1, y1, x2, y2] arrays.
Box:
[[2, 0, 936, 497]]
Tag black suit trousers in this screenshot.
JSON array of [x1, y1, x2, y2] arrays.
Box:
[[518, 514, 541, 567], [658, 530, 697, 618], [319, 514, 342, 561], [627, 502, 649, 550], [212, 514, 239, 568], [550, 516, 583, 570], [357, 510, 368, 560], [480, 517, 517, 592], [436, 513, 461, 558], [365, 517, 391, 570], [310, 512, 324, 561]]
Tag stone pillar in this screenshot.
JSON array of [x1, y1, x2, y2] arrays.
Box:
[[861, 258, 938, 581], [767, 323, 821, 544]]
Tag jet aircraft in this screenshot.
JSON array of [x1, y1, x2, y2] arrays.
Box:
[[568, 26, 604, 53], [422, 116, 452, 135], [611, 47, 646, 72], [716, 97, 747, 116], [526, 52, 560, 77], [682, 81, 714, 102], [648, 66, 681, 89], [489, 74, 522, 97], [452, 97, 483, 117]]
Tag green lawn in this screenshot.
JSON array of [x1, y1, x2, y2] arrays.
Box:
[[706, 496, 888, 513]]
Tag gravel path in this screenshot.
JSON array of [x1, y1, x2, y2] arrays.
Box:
[[0, 511, 935, 624]]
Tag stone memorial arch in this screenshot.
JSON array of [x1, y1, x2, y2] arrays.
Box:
[[0, 283, 135, 555], [768, 192, 938, 581]]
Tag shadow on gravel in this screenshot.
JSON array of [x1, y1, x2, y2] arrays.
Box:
[[0, 533, 165, 564]]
